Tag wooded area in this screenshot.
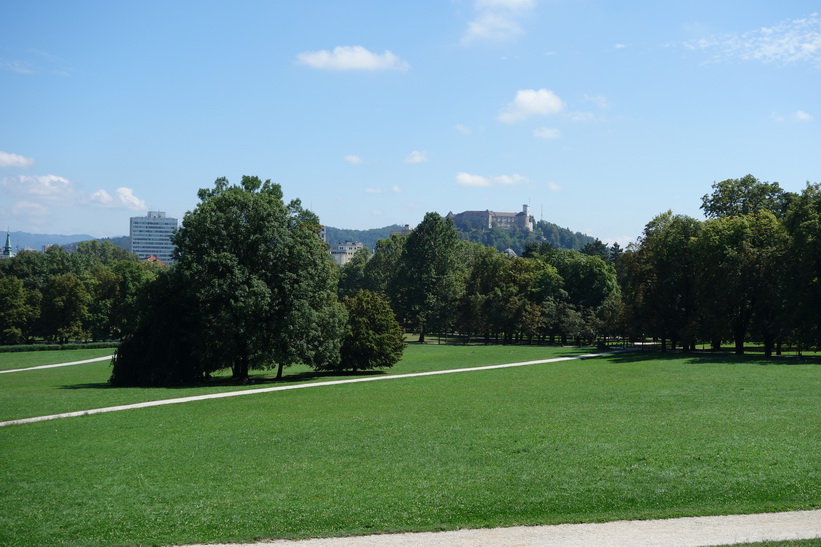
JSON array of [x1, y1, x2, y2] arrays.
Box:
[[1, 174, 818, 385]]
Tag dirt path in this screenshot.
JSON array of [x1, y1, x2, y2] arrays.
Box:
[[197, 509, 821, 547]]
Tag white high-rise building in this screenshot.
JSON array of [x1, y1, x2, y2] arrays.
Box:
[[130, 211, 178, 263]]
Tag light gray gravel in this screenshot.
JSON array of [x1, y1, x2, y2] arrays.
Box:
[[199, 509, 821, 547]]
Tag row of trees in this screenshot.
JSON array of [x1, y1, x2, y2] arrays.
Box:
[[338, 175, 821, 357], [339, 212, 621, 346], [621, 175, 821, 356], [0, 241, 159, 344]]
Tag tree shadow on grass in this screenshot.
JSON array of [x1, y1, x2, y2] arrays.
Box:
[[57, 369, 389, 390], [602, 348, 821, 367]]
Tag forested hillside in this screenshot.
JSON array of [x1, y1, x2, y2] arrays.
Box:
[[325, 219, 594, 255], [455, 220, 595, 255]]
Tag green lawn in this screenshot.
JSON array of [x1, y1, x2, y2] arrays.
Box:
[[0, 348, 115, 372], [0, 347, 819, 545], [0, 344, 591, 423]]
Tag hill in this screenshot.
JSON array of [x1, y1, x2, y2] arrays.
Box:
[[323, 220, 594, 255], [455, 220, 595, 255], [7, 231, 98, 252], [324, 225, 406, 251]]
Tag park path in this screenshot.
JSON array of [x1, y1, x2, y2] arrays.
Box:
[[197, 509, 821, 547], [0, 354, 113, 374], [0, 351, 612, 428]]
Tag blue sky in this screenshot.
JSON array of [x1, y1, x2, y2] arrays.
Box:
[[1, 1, 819, 244]]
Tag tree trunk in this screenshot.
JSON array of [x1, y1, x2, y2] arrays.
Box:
[[418, 331, 426, 344], [276, 362, 284, 380]]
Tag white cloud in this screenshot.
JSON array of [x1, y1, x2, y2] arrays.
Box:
[[795, 110, 813, 121], [392, 185, 402, 193], [365, 187, 385, 194], [112, 187, 146, 210], [1, 174, 79, 201], [344, 155, 364, 165], [455, 124, 472, 135], [613, 44, 627, 49], [2, 175, 146, 211], [682, 14, 821, 65], [296, 46, 410, 71], [498, 89, 565, 123], [547, 182, 561, 191], [533, 127, 561, 139], [372, 209, 383, 216], [462, 0, 535, 44], [456, 172, 526, 187], [405, 150, 428, 163], [0, 151, 35, 168]]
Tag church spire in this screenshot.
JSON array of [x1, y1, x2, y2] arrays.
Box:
[[2, 229, 14, 258]]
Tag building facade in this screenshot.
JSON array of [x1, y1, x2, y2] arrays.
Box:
[[130, 211, 178, 263], [329, 240, 364, 266], [446, 204, 534, 232]]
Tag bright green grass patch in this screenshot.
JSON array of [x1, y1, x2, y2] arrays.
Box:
[[0, 344, 590, 422], [1, 351, 819, 546], [0, 348, 115, 371]]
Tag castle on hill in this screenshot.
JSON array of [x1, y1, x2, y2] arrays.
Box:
[[446, 205, 534, 232]]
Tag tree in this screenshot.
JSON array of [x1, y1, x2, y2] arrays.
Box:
[[628, 212, 703, 351], [701, 175, 792, 219], [393, 213, 463, 343], [112, 176, 345, 385], [0, 276, 37, 344], [783, 183, 821, 349], [361, 234, 405, 302], [75, 239, 137, 265], [327, 290, 404, 372], [693, 211, 787, 355], [337, 246, 371, 299], [40, 273, 90, 343]]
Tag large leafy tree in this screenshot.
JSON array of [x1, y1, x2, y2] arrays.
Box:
[[693, 211, 788, 355], [112, 176, 345, 385], [783, 183, 821, 348], [627, 212, 703, 351], [329, 290, 404, 372], [393, 213, 463, 343], [701, 174, 793, 219]]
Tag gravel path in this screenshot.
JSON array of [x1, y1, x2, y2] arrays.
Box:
[[197, 509, 821, 547]]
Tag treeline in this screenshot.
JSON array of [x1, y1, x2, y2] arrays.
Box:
[[340, 175, 821, 356], [339, 216, 620, 346], [0, 240, 161, 345], [621, 175, 821, 356], [455, 219, 596, 255]]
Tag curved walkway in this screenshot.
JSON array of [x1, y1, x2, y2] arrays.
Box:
[[198, 509, 821, 547]]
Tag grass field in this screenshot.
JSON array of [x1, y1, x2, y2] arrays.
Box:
[[1, 346, 819, 545]]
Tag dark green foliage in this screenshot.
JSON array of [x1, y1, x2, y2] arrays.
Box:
[[74, 239, 137, 264], [330, 290, 404, 372], [393, 213, 464, 342], [455, 220, 595, 256], [109, 269, 205, 386], [337, 247, 371, 299], [112, 176, 346, 385], [701, 174, 794, 219]]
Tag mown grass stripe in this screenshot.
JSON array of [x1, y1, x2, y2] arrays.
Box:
[[0, 350, 615, 428]]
